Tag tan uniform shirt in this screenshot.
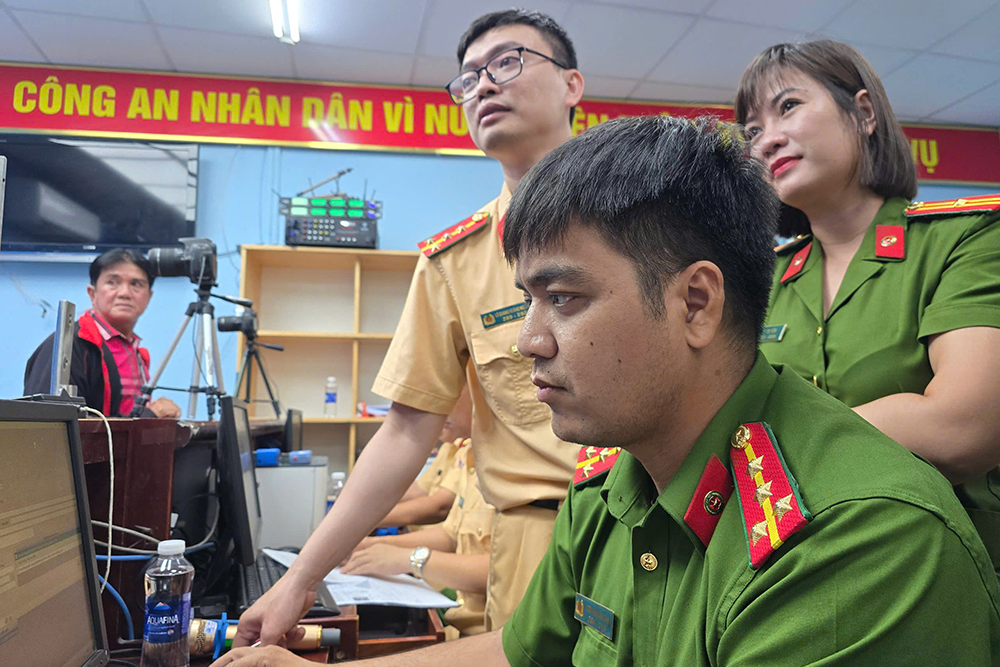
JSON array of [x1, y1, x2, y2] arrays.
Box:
[[416, 438, 464, 496], [373, 185, 579, 511], [441, 445, 494, 637]]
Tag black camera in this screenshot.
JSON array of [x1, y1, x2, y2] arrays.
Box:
[[218, 307, 258, 338], [147, 237, 218, 289]]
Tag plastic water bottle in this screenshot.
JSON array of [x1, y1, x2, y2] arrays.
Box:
[[141, 539, 194, 667], [323, 376, 338, 417], [326, 471, 346, 512]]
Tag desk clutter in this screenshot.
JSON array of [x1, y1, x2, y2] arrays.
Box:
[[0, 396, 444, 666]]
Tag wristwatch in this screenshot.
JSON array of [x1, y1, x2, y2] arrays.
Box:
[[409, 546, 431, 579]]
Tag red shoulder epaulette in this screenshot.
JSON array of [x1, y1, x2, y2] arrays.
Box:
[[573, 446, 621, 486], [418, 211, 491, 257], [904, 194, 1000, 218], [730, 422, 811, 569]]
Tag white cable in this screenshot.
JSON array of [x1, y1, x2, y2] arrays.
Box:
[[91, 521, 160, 545], [93, 505, 219, 555], [79, 407, 113, 593]]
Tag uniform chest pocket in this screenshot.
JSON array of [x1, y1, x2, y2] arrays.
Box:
[[455, 506, 493, 555], [468, 323, 550, 426], [572, 626, 619, 666]]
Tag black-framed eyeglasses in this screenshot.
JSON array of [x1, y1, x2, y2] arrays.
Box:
[[445, 47, 569, 105]]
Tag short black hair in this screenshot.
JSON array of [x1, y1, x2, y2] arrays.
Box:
[[457, 8, 578, 125], [89, 248, 154, 288], [503, 115, 779, 354]]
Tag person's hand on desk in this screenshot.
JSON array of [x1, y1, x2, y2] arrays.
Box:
[[148, 396, 182, 418], [210, 644, 314, 666], [340, 542, 411, 577], [228, 569, 316, 650]]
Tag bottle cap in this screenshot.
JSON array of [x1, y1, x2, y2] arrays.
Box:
[[331, 471, 346, 481], [158, 539, 186, 556]]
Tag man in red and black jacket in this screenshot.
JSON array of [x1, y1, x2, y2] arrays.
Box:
[[24, 248, 181, 418]]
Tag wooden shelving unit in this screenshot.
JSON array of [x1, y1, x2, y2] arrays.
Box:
[[237, 245, 418, 473]]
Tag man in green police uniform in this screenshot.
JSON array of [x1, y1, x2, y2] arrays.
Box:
[[214, 118, 1000, 667]]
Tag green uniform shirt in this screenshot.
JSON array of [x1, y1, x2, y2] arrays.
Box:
[[762, 196, 1000, 568], [502, 357, 1000, 666]]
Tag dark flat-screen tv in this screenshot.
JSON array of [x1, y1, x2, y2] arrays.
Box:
[[0, 133, 198, 254]]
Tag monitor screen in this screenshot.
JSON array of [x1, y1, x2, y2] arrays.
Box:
[[0, 134, 197, 254], [217, 397, 261, 566], [284, 409, 303, 452], [0, 401, 108, 667]]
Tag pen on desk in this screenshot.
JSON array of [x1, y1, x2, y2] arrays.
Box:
[[250, 641, 261, 648]]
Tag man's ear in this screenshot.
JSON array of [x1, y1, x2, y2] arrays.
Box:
[[564, 69, 584, 108], [86, 284, 97, 304], [679, 261, 725, 350]]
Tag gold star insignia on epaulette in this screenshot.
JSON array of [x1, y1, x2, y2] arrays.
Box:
[[754, 479, 773, 505], [751, 520, 769, 545], [582, 463, 594, 477], [773, 494, 794, 522], [747, 455, 764, 477], [586, 446, 597, 457]]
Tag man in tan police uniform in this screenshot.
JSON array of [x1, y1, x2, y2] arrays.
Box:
[[229, 8, 585, 648]]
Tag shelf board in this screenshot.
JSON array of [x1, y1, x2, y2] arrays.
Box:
[[257, 330, 394, 341], [304, 417, 386, 424], [242, 245, 419, 272]]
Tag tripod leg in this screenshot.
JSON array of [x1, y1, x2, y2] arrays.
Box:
[[236, 348, 253, 403], [135, 313, 193, 415], [209, 322, 225, 397], [251, 349, 282, 418], [189, 315, 205, 419]]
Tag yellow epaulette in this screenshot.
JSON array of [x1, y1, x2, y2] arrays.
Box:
[[417, 212, 491, 257], [903, 194, 1000, 218]]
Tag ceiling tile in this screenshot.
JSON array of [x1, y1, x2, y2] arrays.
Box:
[[631, 81, 734, 104], [928, 79, 1000, 125], [417, 0, 572, 59], [881, 54, 1000, 119], [931, 4, 1000, 63], [145, 0, 273, 37], [13, 11, 171, 70], [706, 0, 854, 32], [841, 42, 918, 76], [5, 0, 145, 22], [410, 56, 457, 88], [158, 27, 295, 78], [298, 0, 425, 54], [648, 19, 802, 87], [592, 0, 712, 13], [294, 44, 414, 86], [0, 11, 45, 61], [823, 0, 996, 51], [561, 4, 694, 77], [580, 75, 642, 99]]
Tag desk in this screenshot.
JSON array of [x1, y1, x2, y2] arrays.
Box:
[[79, 417, 284, 650]]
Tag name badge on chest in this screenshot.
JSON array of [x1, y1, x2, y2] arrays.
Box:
[[480, 302, 527, 329], [574, 593, 615, 641], [759, 324, 787, 343]]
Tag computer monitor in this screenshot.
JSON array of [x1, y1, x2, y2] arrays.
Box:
[[0, 399, 109, 667], [284, 409, 303, 452], [217, 396, 262, 566]]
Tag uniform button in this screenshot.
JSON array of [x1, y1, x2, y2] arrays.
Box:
[[812, 375, 819, 387], [639, 552, 658, 571], [511, 344, 521, 357], [816, 326, 823, 336], [477, 527, 483, 536]]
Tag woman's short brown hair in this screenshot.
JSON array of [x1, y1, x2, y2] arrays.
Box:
[[735, 40, 917, 237]]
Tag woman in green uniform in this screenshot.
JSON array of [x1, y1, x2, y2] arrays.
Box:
[[735, 39, 1000, 567]]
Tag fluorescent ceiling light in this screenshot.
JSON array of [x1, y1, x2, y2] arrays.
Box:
[[269, 0, 299, 44]]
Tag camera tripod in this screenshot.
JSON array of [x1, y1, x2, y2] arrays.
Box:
[[133, 288, 238, 420], [234, 335, 284, 418]]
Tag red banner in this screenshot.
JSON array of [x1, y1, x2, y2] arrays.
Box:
[[1, 62, 998, 185]]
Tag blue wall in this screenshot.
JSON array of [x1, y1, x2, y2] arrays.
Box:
[[0, 144, 501, 418], [0, 142, 994, 417]]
